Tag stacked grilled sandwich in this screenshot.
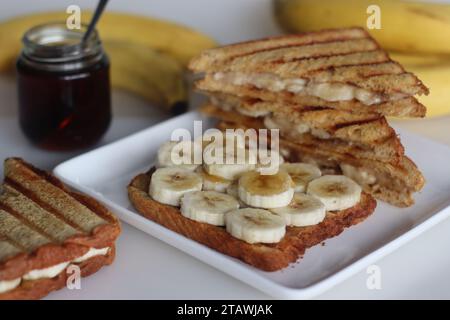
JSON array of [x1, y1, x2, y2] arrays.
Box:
[[189, 27, 427, 207], [0, 158, 121, 299]]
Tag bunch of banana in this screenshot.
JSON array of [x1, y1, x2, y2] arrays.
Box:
[[273, 0, 450, 54], [273, 0, 450, 117], [105, 41, 187, 112], [389, 52, 450, 118], [0, 11, 217, 111]]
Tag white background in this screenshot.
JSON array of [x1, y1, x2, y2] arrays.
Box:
[[1, 0, 450, 299]]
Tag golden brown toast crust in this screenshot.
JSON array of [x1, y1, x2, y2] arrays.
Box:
[[0, 158, 121, 282], [128, 171, 376, 272], [189, 27, 372, 71], [0, 246, 115, 300]]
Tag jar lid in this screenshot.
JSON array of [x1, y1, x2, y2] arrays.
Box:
[[21, 22, 104, 71]]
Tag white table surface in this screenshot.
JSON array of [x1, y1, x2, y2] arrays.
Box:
[[1, 0, 450, 300]]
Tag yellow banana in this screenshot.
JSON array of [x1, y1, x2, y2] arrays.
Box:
[[0, 11, 216, 72], [0, 11, 216, 111], [105, 41, 187, 112], [273, 0, 450, 54], [390, 52, 450, 118]]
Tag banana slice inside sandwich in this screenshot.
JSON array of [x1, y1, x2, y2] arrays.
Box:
[[307, 175, 362, 211], [196, 167, 232, 193], [238, 170, 294, 208], [180, 191, 239, 226], [225, 208, 286, 244], [156, 140, 200, 171], [203, 144, 256, 180], [149, 167, 202, 206], [270, 193, 326, 227], [280, 162, 321, 192]]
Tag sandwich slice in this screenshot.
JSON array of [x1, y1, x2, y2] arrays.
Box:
[[201, 96, 425, 206], [215, 120, 423, 207], [0, 158, 121, 300], [202, 95, 405, 165], [189, 27, 428, 117], [190, 27, 427, 207]]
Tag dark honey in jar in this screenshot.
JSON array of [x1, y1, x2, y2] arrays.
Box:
[[17, 23, 111, 150]]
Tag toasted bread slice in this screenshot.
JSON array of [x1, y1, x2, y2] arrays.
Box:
[[0, 158, 121, 298], [189, 27, 373, 71], [190, 27, 428, 117], [128, 170, 376, 272], [202, 103, 405, 164], [217, 121, 424, 207]]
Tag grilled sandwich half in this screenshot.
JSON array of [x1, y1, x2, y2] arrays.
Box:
[[189, 27, 428, 117], [190, 27, 427, 207], [0, 158, 121, 299], [214, 119, 423, 207], [202, 94, 405, 165]]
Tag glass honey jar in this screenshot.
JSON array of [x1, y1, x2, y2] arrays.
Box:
[[17, 23, 111, 150]]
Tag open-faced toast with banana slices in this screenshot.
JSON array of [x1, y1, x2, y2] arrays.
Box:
[[128, 137, 376, 271]]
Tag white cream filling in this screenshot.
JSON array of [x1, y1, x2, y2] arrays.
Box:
[[23, 261, 70, 281], [237, 107, 271, 118], [0, 246, 110, 294], [72, 247, 110, 263], [213, 72, 388, 105], [0, 277, 21, 294]]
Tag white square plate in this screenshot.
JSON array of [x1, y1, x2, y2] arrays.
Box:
[[54, 111, 450, 299]]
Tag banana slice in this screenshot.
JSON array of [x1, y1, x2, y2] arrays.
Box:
[[255, 149, 284, 175], [196, 167, 232, 193], [203, 144, 256, 180], [307, 175, 362, 211], [237, 106, 271, 118], [238, 170, 294, 208], [270, 193, 326, 227], [180, 191, 239, 226], [226, 181, 248, 207], [225, 208, 286, 244], [280, 162, 321, 192], [156, 140, 200, 171], [194, 130, 224, 151], [149, 167, 202, 206]]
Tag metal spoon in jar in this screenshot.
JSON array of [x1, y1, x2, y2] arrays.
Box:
[[82, 0, 109, 43]]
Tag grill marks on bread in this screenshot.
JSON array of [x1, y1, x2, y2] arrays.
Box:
[[0, 184, 80, 243], [4, 159, 106, 235], [0, 158, 108, 263], [189, 27, 429, 107], [189, 27, 371, 70]]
